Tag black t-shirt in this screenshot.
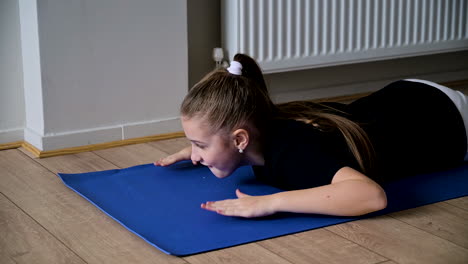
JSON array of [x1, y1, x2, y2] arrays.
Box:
[[254, 80, 467, 190], [253, 118, 359, 190]]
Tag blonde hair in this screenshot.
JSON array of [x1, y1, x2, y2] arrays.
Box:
[[181, 53, 374, 174], [181, 54, 275, 135]]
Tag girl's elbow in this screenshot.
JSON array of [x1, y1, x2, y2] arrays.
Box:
[[370, 187, 387, 213], [351, 192, 387, 217], [343, 188, 387, 217], [354, 185, 387, 216]]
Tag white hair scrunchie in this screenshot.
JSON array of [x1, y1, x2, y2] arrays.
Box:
[[227, 61, 243, 75]]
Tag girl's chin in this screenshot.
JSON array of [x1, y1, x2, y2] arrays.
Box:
[[209, 167, 232, 179]]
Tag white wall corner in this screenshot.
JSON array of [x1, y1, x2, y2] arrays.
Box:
[[24, 127, 43, 150], [19, 0, 45, 135]]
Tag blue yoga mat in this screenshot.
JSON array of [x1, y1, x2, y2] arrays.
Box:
[[58, 161, 468, 256]]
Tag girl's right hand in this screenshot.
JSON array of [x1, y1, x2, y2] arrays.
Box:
[[154, 146, 192, 166]]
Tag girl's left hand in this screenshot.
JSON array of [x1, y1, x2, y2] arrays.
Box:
[[201, 189, 277, 218]]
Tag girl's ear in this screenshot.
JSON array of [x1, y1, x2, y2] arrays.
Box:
[[232, 129, 249, 150]]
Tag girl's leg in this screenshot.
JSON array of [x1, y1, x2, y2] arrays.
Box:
[[405, 79, 468, 160]]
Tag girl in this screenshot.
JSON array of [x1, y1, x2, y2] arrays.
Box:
[[155, 54, 468, 218]]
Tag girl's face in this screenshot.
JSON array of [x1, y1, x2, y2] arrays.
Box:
[[182, 116, 242, 178]]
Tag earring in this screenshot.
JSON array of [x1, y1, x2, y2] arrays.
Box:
[[238, 148, 243, 154]]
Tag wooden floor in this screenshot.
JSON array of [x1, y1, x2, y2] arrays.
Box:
[[1, 137, 468, 264]]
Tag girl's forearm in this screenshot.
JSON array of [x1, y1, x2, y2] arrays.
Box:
[[270, 180, 387, 216]]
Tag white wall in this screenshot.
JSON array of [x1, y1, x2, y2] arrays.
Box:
[[14, 0, 188, 151], [0, 0, 25, 143]]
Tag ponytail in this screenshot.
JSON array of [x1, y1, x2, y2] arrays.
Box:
[[276, 101, 375, 175], [233, 54, 268, 96]]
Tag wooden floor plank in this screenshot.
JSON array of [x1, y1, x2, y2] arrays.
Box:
[[93, 143, 168, 168], [148, 137, 190, 155], [0, 149, 186, 264], [184, 243, 292, 264], [18, 146, 38, 159], [258, 229, 387, 264], [31, 151, 118, 174], [326, 215, 468, 264], [445, 196, 468, 211], [0, 255, 18, 264], [389, 202, 468, 248], [4, 142, 467, 263], [0, 192, 85, 264]]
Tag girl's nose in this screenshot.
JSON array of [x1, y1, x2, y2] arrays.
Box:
[[191, 149, 201, 164]]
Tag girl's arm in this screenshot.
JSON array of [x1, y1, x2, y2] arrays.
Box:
[[201, 166, 387, 217]]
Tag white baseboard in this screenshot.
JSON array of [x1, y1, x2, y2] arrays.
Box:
[[41, 126, 122, 151], [22, 117, 182, 151], [24, 127, 43, 149], [123, 118, 182, 140], [0, 128, 24, 144]]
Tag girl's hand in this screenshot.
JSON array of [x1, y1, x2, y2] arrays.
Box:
[[201, 189, 277, 218], [154, 146, 193, 166]]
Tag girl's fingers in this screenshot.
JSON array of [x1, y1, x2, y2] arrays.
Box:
[[201, 192, 275, 218], [153, 159, 164, 166], [201, 201, 218, 211], [154, 157, 171, 166], [201, 201, 220, 212], [154, 153, 183, 166], [201, 200, 244, 216], [236, 189, 250, 198], [155, 146, 192, 166], [201, 201, 232, 216]]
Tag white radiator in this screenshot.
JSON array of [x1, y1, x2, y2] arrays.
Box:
[[222, 0, 468, 73]]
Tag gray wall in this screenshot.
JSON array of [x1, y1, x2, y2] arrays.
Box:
[[187, 0, 221, 88], [1, 0, 189, 150], [36, 0, 187, 133], [0, 0, 25, 143]]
